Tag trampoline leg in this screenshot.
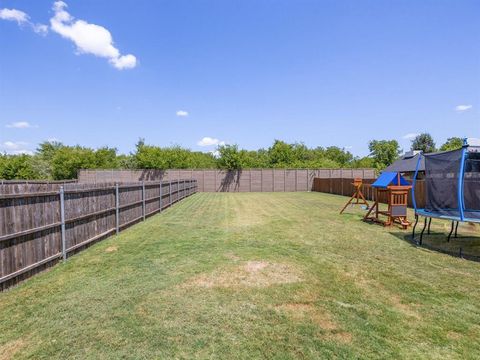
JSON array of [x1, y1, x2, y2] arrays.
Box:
[[412, 214, 419, 241], [427, 218, 432, 235], [419, 217, 427, 245], [454, 221, 459, 238], [447, 221, 454, 242]]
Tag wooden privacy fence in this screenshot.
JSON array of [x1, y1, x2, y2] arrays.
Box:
[[0, 180, 77, 185], [0, 179, 197, 290], [78, 168, 377, 192], [312, 178, 426, 208]]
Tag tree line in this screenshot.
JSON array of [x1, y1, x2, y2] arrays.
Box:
[[0, 135, 464, 180]]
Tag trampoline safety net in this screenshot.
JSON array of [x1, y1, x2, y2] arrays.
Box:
[[424, 147, 480, 220]]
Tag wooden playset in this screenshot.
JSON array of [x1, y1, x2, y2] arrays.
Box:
[[363, 172, 412, 229], [339, 178, 369, 214]]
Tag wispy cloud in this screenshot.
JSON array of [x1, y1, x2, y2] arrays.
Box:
[[0, 8, 48, 35], [0, 8, 28, 24], [6, 121, 38, 129], [50, 1, 137, 70], [197, 137, 225, 147], [455, 104, 472, 112], [403, 133, 419, 140], [0, 141, 33, 155], [176, 110, 189, 117]]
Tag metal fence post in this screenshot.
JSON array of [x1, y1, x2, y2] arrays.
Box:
[[115, 183, 120, 235], [59, 186, 67, 260], [159, 181, 162, 212], [142, 182, 146, 221]]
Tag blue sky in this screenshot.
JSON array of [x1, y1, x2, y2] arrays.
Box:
[[0, 0, 479, 156]]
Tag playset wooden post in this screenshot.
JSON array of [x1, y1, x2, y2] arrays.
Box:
[[340, 178, 369, 214]]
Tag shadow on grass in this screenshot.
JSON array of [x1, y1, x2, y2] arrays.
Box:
[[391, 230, 480, 262]]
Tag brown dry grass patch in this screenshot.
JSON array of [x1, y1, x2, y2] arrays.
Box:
[[0, 339, 27, 360], [186, 261, 302, 288], [447, 331, 462, 340], [276, 303, 337, 330], [389, 294, 421, 319], [275, 303, 352, 344], [344, 270, 421, 320], [105, 246, 118, 253]]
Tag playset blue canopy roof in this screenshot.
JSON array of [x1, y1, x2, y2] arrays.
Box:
[[412, 138, 480, 223], [372, 172, 410, 188]]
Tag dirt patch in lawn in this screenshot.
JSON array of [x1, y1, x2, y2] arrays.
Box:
[[105, 246, 118, 253], [186, 261, 302, 288], [389, 294, 421, 319], [447, 331, 462, 340], [0, 339, 27, 360], [275, 303, 352, 344]]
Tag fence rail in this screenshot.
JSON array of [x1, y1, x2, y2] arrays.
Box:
[[0, 179, 197, 290], [312, 178, 426, 208], [78, 168, 377, 192]]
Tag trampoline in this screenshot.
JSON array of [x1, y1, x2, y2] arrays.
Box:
[[412, 138, 480, 244]]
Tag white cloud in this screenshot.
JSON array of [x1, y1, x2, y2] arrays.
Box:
[[0, 8, 48, 35], [0, 8, 29, 24], [6, 121, 37, 129], [197, 137, 225, 147], [455, 104, 472, 112], [176, 110, 189, 117], [50, 1, 137, 70], [403, 133, 419, 140], [33, 23, 48, 35], [0, 141, 33, 155]]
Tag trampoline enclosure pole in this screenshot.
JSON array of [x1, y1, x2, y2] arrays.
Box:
[[412, 153, 422, 212], [458, 147, 467, 221]]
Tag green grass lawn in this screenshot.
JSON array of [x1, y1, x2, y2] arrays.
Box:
[[1, 192, 480, 359]]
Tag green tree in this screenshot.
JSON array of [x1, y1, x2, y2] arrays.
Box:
[[440, 137, 464, 152], [0, 154, 41, 180], [134, 140, 216, 169], [238, 149, 269, 168], [117, 154, 137, 169], [324, 146, 353, 166], [368, 140, 401, 169], [51, 146, 96, 179], [33, 141, 65, 179], [352, 156, 375, 168], [94, 147, 119, 168], [411, 133, 436, 153], [267, 140, 295, 167], [216, 144, 244, 170], [37, 141, 64, 161]]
